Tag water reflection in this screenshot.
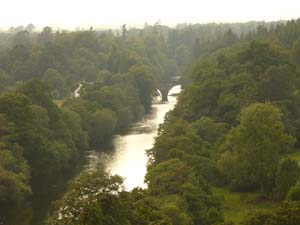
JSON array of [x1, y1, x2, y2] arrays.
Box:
[[87, 85, 181, 190]]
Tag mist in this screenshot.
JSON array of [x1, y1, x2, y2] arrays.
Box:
[[0, 0, 300, 30]]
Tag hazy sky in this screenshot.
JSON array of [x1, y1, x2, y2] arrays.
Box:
[[1, 0, 300, 29]]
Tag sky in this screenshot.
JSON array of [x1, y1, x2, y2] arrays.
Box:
[[1, 0, 300, 29]]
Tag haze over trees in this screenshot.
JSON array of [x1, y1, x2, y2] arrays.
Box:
[[1, 19, 300, 225]]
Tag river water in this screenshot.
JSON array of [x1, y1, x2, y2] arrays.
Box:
[[86, 85, 181, 190]]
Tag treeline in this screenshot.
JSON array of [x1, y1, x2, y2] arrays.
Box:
[[0, 20, 283, 96], [0, 25, 187, 98]]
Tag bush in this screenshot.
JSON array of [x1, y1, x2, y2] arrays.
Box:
[[286, 181, 300, 201], [274, 159, 300, 201]]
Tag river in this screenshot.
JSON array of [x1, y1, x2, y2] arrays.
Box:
[[85, 85, 181, 190], [25, 85, 181, 225]]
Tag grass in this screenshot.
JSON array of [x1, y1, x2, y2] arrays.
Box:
[[212, 151, 300, 223], [213, 187, 280, 223], [53, 99, 64, 108], [287, 150, 300, 163]]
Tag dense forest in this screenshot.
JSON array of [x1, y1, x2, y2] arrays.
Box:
[[147, 19, 300, 224], [1, 19, 300, 225]]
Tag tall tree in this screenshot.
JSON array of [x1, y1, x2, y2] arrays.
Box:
[[220, 103, 295, 195]]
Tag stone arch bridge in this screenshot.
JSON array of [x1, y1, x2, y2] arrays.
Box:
[[74, 77, 181, 102], [157, 76, 181, 102]]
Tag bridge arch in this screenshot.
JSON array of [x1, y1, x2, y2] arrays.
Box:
[[157, 76, 181, 102]]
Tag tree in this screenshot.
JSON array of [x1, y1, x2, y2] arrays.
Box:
[[0, 81, 77, 187], [25, 24, 35, 33], [259, 65, 295, 101], [240, 201, 300, 225], [239, 41, 289, 74], [47, 169, 131, 225], [0, 114, 31, 221], [88, 109, 117, 146], [174, 44, 191, 68], [107, 44, 120, 73], [122, 24, 127, 38], [286, 181, 300, 201], [145, 158, 222, 225], [130, 64, 156, 112], [12, 31, 32, 47], [240, 211, 275, 225], [145, 159, 193, 195], [18, 79, 59, 121], [291, 38, 300, 64], [0, 148, 31, 211], [220, 103, 295, 194], [161, 202, 192, 225], [43, 68, 66, 99], [274, 159, 300, 200], [62, 98, 91, 129], [274, 201, 300, 225], [61, 108, 88, 152], [0, 68, 14, 93], [38, 26, 53, 44], [0, 92, 33, 127]]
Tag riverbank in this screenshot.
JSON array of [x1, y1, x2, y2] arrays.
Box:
[[29, 85, 181, 224]]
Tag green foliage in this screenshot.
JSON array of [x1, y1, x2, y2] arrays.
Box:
[[43, 68, 66, 99], [3, 18, 300, 225], [61, 108, 89, 151], [291, 38, 300, 64], [0, 26, 189, 99], [274, 201, 300, 225], [0, 92, 33, 126], [88, 109, 117, 146], [192, 116, 228, 144], [0, 79, 94, 225], [0, 68, 14, 93], [259, 65, 295, 101], [0, 147, 31, 204], [0, 27, 169, 223], [240, 201, 300, 225], [128, 189, 174, 225], [146, 159, 193, 195], [161, 200, 193, 225], [219, 103, 294, 194], [146, 157, 222, 224], [213, 187, 279, 224], [274, 159, 300, 200], [0, 114, 31, 222], [143, 20, 300, 225], [240, 211, 275, 225], [129, 64, 156, 111], [286, 181, 300, 201], [48, 169, 131, 225]]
